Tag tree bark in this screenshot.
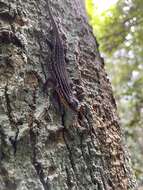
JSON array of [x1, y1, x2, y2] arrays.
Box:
[[0, 0, 137, 189]]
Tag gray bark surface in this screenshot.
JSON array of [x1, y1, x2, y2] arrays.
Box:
[[0, 0, 136, 189]]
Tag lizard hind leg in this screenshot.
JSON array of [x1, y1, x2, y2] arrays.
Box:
[[51, 90, 65, 124], [46, 37, 53, 49]]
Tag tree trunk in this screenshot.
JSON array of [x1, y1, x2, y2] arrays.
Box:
[[0, 0, 137, 189]]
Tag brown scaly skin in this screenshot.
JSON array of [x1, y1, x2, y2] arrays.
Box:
[[45, 0, 80, 112]]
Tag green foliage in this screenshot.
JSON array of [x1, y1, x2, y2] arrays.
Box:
[[86, 0, 143, 184]]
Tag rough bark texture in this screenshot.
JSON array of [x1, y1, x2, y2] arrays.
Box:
[[0, 0, 137, 189]]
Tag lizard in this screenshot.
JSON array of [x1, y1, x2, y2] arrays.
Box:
[[45, 0, 80, 112]]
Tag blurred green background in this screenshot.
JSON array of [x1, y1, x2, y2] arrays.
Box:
[[85, 0, 143, 186]]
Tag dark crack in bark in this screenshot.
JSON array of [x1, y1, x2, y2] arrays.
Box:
[[4, 85, 16, 127], [61, 109, 80, 188], [0, 126, 6, 161], [62, 129, 79, 185], [65, 166, 74, 190], [29, 127, 51, 190], [28, 87, 51, 190], [4, 85, 19, 155], [9, 128, 19, 155]]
